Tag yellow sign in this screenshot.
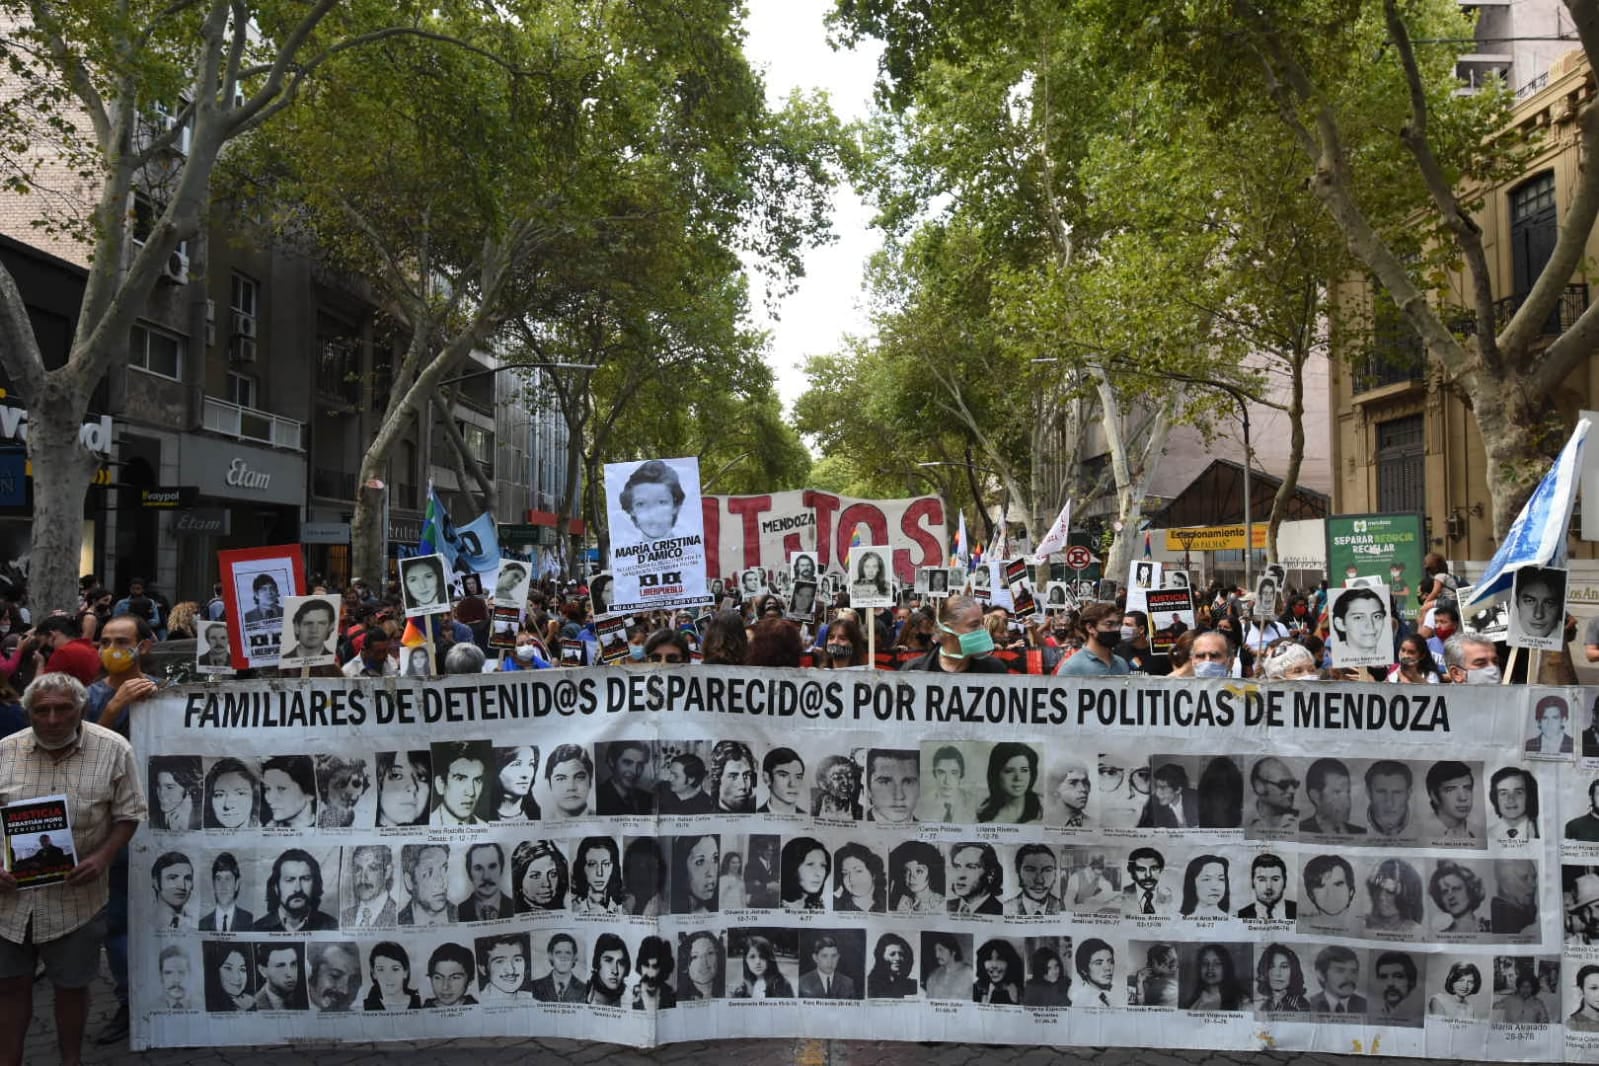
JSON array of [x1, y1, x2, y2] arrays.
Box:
[[1161, 524, 1268, 552], [23, 460, 112, 487]]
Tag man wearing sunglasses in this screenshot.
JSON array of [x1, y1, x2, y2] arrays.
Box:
[[1246, 757, 1300, 834]]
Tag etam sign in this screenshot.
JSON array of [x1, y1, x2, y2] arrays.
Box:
[[0, 405, 113, 456], [703, 490, 946, 585]]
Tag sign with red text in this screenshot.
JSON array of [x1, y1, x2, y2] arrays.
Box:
[[702, 491, 945, 586]]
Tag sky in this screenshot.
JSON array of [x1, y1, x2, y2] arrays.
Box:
[[740, 0, 884, 411]]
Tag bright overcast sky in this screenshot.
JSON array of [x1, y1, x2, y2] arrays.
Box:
[[741, 0, 883, 412]]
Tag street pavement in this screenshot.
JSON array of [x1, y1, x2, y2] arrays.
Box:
[[19, 973, 1491, 1065]]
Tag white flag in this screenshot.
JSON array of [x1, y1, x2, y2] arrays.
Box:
[[1030, 499, 1072, 563]]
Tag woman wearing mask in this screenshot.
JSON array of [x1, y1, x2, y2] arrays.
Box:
[[1386, 635, 1441, 684], [499, 631, 550, 671], [821, 616, 870, 669]]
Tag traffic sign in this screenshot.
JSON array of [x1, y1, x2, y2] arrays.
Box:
[[1064, 545, 1093, 570]]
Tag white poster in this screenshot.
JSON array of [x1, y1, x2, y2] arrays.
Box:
[[847, 544, 894, 610], [398, 554, 451, 618], [194, 621, 235, 676], [276, 596, 340, 669], [1328, 582, 1393, 669], [490, 561, 532, 610], [1509, 565, 1569, 652], [604, 457, 711, 614], [1126, 559, 1162, 614], [129, 671, 1570, 1058]]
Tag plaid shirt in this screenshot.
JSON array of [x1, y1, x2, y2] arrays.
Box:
[[0, 720, 146, 943]]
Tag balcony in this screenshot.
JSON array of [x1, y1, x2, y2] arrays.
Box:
[[1449, 285, 1589, 338], [1353, 320, 1427, 394], [202, 395, 303, 450]]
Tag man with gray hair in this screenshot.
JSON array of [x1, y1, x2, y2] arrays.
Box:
[[1444, 634, 1501, 685], [0, 673, 147, 1065]]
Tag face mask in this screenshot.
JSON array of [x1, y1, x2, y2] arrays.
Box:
[[1119, 625, 1137, 642], [627, 644, 647, 662], [1193, 660, 1229, 679], [1398, 655, 1420, 667], [100, 645, 138, 674], [1293, 606, 1307, 616], [826, 644, 851, 659], [1464, 664, 1501, 685], [1052, 629, 1068, 641], [515, 645, 537, 662], [938, 621, 995, 659], [1435, 623, 1456, 638]]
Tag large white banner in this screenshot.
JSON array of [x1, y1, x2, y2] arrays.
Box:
[[702, 490, 946, 587], [604, 457, 710, 613], [130, 672, 1599, 1059]]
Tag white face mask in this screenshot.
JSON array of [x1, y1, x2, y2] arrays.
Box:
[[514, 645, 537, 661], [1119, 625, 1138, 643], [1193, 660, 1229, 679], [1464, 664, 1501, 685]]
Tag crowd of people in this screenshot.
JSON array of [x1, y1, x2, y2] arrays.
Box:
[[0, 553, 1579, 1063]]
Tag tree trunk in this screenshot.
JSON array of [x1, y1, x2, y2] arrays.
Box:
[[1095, 368, 1175, 589], [350, 481, 387, 589], [26, 377, 99, 614], [433, 393, 498, 515], [1470, 370, 1549, 538]]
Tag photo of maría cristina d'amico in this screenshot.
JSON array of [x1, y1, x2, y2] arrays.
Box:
[[603, 456, 710, 613]]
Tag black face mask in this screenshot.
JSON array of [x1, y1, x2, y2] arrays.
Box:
[[1092, 628, 1117, 646]]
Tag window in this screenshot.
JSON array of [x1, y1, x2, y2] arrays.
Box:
[[1376, 415, 1426, 514], [1510, 172, 1556, 296], [225, 371, 256, 409], [129, 323, 182, 379], [460, 422, 492, 465], [231, 273, 258, 320], [131, 193, 156, 245]]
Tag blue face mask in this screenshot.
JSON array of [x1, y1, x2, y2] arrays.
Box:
[[937, 620, 995, 659], [1193, 659, 1229, 679], [628, 644, 647, 661]]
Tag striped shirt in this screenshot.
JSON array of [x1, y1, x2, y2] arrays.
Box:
[[0, 720, 146, 943]]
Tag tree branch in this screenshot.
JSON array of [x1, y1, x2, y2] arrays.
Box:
[[1384, 0, 1498, 358]]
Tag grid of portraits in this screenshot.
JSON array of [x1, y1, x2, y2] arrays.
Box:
[[138, 734, 1575, 1045]]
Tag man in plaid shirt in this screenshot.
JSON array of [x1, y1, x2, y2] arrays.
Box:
[[0, 672, 146, 1066]]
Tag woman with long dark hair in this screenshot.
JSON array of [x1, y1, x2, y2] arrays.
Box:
[[972, 939, 1024, 1005], [730, 934, 794, 999], [780, 836, 830, 911], [976, 743, 1042, 824], [1182, 944, 1249, 1011]]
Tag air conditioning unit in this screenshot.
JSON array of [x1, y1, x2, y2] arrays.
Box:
[[159, 245, 189, 285], [230, 312, 257, 363]]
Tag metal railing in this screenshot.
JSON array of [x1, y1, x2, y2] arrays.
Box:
[[202, 395, 303, 450]]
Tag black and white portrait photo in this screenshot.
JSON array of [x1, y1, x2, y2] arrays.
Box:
[[252, 942, 308, 1010], [199, 852, 252, 932], [475, 932, 535, 1003], [148, 755, 203, 832], [341, 844, 398, 928], [253, 847, 338, 932], [195, 620, 234, 675], [276, 595, 339, 668], [314, 754, 371, 828], [590, 572, 615, 618], [430, 740, 491, 826], [307, 941, 362, 1012], [790, 552, 819, 585], [203, 940, 257, 1011], [739, 568, 768, 600], [398, 554, 450, 618], [1328, 583, 1393, 669], [260, 755, 318, 828], [1526, 693, 1575, 757], [596, 740, 656, 817], [787, 580, 818, 621], [374, 750, 431, 828], [927, 567, 950, 597], [849, 546, 893, 610], [1508, 564, 1568, 651], [491, 561, 531, 608], [398, 843, 455, 926], [797, 928, 864, 1000]]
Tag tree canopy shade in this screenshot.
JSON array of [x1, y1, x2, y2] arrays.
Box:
[[823, 0, 1552, 569], [0, 0, 847, 599]]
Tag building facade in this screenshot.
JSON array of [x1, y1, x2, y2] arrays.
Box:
[[1329, 48, 1599, 563]]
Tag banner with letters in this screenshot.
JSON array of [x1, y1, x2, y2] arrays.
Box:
[[129, 671, 1599, 1060], [702, 491, 945, 587]]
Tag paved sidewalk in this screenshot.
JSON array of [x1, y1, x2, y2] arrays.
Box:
[[22, 973, 1483, 1065]]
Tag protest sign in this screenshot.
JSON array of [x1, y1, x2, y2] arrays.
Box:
[[130, 670, 1580, 1059], [703, 490, 946, 586], [218, 545, 303, 670], [605, 457, 711, 614], [398, 554, 451, 618], [2, 795, 73, 888], [276, 595, 340, 669], [1145, 589, 1195, 653], [1509, 566, 1570, 652], [1127, 560, 1161, 614], [848, 545, 894, 609], [1328, 583, 1394, 669], [194, 621, 234, 676]]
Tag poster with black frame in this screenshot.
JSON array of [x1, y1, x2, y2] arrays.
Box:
[[130, 670, 1588, 1059], [604, 457, 711, 614]]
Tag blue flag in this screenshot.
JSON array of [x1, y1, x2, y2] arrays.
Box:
[[1465, 418, 1589, 608], [454, 512, 502, 573]]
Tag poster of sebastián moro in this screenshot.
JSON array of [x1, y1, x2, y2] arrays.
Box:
[[605, 457, 711, 614], [127, 669, 1589, 1060], [703, 490, 945, 588]]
